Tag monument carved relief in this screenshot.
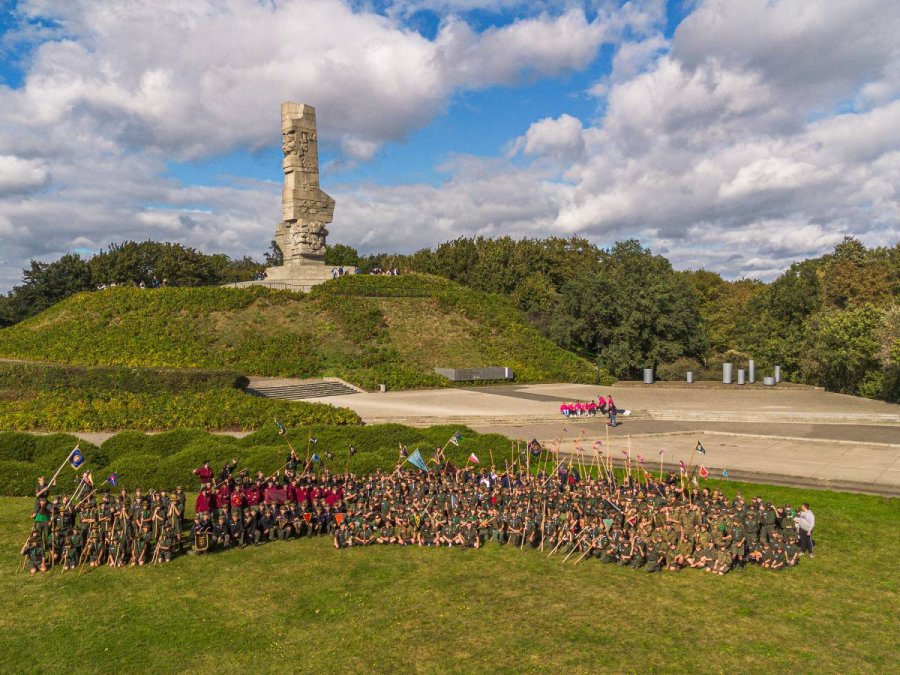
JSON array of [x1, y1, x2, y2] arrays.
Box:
[[272, 102, 334, 263]]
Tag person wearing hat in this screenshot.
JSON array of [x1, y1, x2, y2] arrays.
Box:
[[21, 531, 46, 574]]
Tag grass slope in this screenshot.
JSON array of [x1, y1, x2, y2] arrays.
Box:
[[0, 483, 897, 672], [0, 274, 602, 390]]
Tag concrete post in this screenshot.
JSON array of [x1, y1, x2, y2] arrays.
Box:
[[738, 369, 745, 385], [722, 363, 733, 384], [748, 359, 755, 384], [774, 365, 781, 383], [643, 368, 654, 384], [686, 371, 693, 384]]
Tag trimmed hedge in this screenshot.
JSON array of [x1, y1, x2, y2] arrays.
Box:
[[0, 362, 360, 432], [0, 425, 515, 495]]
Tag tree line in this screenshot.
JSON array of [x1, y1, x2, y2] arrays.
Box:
[[363, 236, 899, 402], [1, 236, 897, 401]]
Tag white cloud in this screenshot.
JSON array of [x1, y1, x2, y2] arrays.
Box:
[[0, 0, 897, 292], [0, 155, 50, 195], [511, 114, 585, 162]]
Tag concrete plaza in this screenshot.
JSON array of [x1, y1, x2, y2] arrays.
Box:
[[307, 383, 900, 496]]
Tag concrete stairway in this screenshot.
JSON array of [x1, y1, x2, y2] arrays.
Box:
[[244, 377, 361, 401]]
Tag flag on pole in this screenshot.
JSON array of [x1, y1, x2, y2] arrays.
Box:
[[400, 446, 409, 458], [679, 460, 686, 475], [448, 431, 462, 447], [658, 448, 665, 455], [69, 447, 85, 470], [468, 453, 479, 465], [407, 449, 429, 472], [107, 472, 118, 487], [696, 441, 706, 455], [699, 465, 709, 479], [594, 440, 603, 448], [349, 445, 357, 456], [310, 437, 318, 445], [275, 419, 286, 436], [528, 439, 542, 456], [637, 455, 645, 465], [312, 453, 321, 463], [722, 469, 728, 478]]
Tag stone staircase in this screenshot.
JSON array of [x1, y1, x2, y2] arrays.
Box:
[[244, 377, 361, 401]]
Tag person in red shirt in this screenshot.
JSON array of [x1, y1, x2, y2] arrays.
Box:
[[245, 483, 260, 510], [195, 486, 211, 514], [193, 461, 213, 485], [230, 485, 245, 515], [215, 482, 231, 519]]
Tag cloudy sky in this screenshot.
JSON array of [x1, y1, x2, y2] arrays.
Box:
[[0, 0, 897, 291]]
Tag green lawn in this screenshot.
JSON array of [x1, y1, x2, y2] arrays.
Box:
[[1, 482, 897, 673]]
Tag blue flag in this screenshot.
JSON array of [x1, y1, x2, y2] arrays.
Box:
[[275, 420, 286, 436], [312, 453, 321, 463], [407, 449, 429, 472], [107, 472, 118, 487], [722, 469, 728, 478], [69, 447, 85, 470]]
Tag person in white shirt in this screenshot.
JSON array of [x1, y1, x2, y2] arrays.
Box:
[[797, 503, 815, 558]]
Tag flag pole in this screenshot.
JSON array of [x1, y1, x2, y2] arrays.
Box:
[[38, 446, 79, 498]]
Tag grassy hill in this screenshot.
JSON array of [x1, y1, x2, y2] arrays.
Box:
[[0, 274, 602, 390]]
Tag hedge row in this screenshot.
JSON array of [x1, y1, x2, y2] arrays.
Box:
[[0, 425, 517, 496], [0, 361, 246, 393], [0, 362, 360, 432]]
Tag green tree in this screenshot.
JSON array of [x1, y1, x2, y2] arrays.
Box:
[[801, 304, 883, 396], [0, 254, 92, 327], [324, 243, 360, 267]]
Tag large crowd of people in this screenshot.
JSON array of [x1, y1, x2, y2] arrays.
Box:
[[22, 450, 815, 575]]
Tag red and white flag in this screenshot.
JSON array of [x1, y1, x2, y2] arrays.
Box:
[[699, 465, 709, 479], [468, 453, 479, 465]]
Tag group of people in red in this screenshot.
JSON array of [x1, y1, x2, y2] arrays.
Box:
[[192, 455, 345, 516], [559, 394, 622, 426]]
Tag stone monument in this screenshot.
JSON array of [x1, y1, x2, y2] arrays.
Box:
[[264, 102, 342, 289]]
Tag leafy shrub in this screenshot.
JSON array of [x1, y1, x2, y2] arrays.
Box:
[[0, 425, 518, 495]]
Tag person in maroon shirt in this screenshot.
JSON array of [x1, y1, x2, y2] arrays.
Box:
[[192, 461, 213, 485], [195, 486, 211, 515], [295, 484, 309, 507], [215, 482, 231, 518], [245, 483, 260, 510]]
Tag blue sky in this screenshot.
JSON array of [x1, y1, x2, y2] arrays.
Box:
[[0, 0, 897, 290]]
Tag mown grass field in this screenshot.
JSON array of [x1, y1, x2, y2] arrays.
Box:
[[0, 274, 602, 390], [1, 482, 897, 673]]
